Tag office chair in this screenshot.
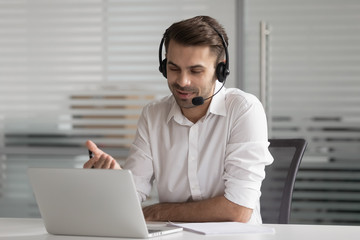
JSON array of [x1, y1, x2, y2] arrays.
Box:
[[260, 138, 307, 224]]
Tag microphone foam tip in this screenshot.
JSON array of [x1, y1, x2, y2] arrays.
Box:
[[192, 97, 204, 106]]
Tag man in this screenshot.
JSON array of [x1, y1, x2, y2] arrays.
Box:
[[83, 16, 273, 224]]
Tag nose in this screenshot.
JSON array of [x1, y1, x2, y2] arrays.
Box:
[[177, 72, 191, 87]]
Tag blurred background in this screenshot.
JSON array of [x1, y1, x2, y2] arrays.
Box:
[[0, 0, 359, 225]]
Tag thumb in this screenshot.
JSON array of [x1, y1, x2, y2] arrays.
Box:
[[86, 140, 102, 154]]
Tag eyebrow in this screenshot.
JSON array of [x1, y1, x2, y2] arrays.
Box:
[[168, 61, 205, 69]]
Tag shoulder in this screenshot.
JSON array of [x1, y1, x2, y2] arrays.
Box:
[[224, 88, 263, 115], [143, 94, 172, 110], [141, 94, 173, 117]]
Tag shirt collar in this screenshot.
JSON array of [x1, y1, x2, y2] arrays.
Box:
[[207, 81, 227, 117], [167, 97, 185, 124], [166, 81, 227, 124]]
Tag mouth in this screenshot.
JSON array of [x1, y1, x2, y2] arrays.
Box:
[[175, 89, 196, 100]]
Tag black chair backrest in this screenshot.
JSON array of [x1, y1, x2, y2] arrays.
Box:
[[261, 138, 307, 224]]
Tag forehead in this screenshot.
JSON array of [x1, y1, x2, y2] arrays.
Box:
[[166, 40, 217, 67]]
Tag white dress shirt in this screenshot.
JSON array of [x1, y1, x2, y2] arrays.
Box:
[[123, 82, 273, 224]]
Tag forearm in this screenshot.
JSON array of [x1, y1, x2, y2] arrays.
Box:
[[142, 196, 252, 223]]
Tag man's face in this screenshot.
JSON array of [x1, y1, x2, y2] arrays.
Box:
[[166, 40, 217, 109]]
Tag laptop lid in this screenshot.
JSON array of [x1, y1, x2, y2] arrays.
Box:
[[27, 168, 182, 238]]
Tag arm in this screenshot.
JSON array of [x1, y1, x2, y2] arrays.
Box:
[[142, 195, 252, 223]]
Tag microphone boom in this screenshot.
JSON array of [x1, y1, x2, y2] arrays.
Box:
[[191, 80, 226, 106]]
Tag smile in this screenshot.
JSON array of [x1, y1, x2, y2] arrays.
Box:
[[175, 89, 196, 100]]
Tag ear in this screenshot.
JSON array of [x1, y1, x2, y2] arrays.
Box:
[[216, 62, 227, 83]]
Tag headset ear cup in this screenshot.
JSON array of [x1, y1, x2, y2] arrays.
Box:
[[160, 59, 167, 78], [216, 62, 226, 82]]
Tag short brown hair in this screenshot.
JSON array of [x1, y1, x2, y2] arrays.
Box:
[[163, 16, 228, 64]]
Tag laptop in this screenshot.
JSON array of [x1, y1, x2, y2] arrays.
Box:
[[27, 168, 182, 238]]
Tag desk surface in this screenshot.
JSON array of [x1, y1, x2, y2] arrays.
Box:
[[1, 218, 360, 240]]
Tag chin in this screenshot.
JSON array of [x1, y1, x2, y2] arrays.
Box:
[[175, 98, 194, 109]]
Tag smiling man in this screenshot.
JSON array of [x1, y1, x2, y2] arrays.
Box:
[[84, 16, 273, 224]]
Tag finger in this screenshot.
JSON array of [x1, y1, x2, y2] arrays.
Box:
[[110, 159, 118, 169], [110, 159, 122, 169], [102, 155, 117, 169], [92, 155, 103, 169], [93, 153, 108, 169], [102, 156, 113, 169], [86, 140, 102, 155], [83, 158, 96, 169]]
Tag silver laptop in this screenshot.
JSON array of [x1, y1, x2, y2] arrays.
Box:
[[27, 168, 182, 238]]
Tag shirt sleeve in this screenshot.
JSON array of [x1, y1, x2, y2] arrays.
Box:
[[223, 96, 274, 209], [122, 106, 154, 202]]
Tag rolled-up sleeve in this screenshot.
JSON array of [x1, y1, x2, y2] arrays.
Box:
[[123, 107, 154, 202], [223, 98, 274, 209]]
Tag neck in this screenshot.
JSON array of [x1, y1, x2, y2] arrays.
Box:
[[182, 82, 217, 123], [181, 100, 210, 123]]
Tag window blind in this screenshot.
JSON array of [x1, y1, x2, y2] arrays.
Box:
[[244, 0, 360, 225], [0, 0, 236, 217]]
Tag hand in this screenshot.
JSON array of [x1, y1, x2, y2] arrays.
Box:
[[83, 140, 121, 169]]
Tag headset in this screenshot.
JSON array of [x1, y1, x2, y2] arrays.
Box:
[[158, 27, 230, 83]]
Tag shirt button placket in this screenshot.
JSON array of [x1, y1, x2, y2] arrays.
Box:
[[188, 124, 202, 201]]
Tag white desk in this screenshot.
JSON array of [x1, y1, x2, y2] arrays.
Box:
[[1, 218, 360, 240]]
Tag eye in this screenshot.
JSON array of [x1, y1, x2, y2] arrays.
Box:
[[191, 69, 203, 74], [169, 67, 180, 72]]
